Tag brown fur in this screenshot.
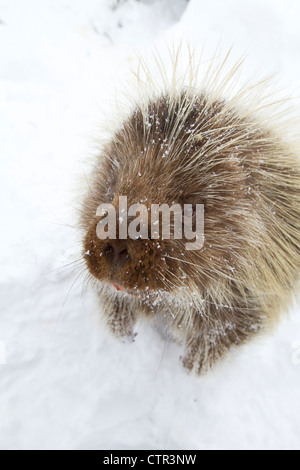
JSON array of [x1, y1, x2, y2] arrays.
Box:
[[80, 53, 300, 374]]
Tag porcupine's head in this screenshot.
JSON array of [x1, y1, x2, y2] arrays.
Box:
[[81, 79, 265, 297]]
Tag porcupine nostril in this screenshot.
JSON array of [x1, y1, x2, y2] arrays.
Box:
[[103, 242, 130, 267], [104, 243, 114, 258], [117, 247, 130, 266]]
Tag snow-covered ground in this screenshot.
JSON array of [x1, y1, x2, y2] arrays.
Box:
[[1, 0, 300, 450]]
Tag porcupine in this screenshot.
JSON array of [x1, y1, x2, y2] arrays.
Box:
[[80, 48, 300, 374]]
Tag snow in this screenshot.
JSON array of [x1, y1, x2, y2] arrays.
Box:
[[0, 0, 300, 450]]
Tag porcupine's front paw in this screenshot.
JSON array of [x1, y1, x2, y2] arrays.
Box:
[[182, 343, 208, 375], [105, 298, 138, 343], [181, 337, 220, 375]]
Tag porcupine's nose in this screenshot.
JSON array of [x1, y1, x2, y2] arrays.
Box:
[[103, 241, 130, 268]]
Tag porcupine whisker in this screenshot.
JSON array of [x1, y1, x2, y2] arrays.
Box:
[[43, 220, 82, 230], [45, 258, 85, 276], [81, 271, 94, 314], [55, 267, 88, 330]]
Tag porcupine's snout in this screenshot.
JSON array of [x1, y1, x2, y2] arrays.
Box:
[[83, 211, 179, 294], [102, 241, 130, 269], [83, 219, 132, 290]]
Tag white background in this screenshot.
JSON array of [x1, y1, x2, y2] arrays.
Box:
[[0, 0, 300, 450]]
